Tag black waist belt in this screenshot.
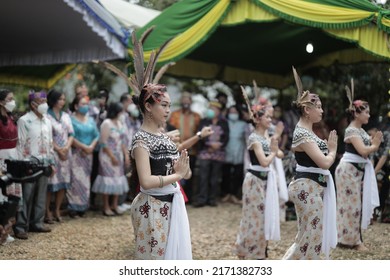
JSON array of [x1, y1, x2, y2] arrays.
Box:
[[247, 169, 268, 180], [294, 171, 327, 187], [150, 194, 174, 202]]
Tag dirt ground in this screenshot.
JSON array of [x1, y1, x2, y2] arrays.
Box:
[[0, 202, 389, 260]]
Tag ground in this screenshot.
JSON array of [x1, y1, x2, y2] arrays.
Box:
[[1, 202, 389, 260]]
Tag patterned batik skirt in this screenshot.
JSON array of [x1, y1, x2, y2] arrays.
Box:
[[67, 149, 92, 212], [131, 192, 172, 260], [283, 178, 324, 260], [233, 172, 268, 260], [335, 161, 364, 246], [48, 150, 72, 192]]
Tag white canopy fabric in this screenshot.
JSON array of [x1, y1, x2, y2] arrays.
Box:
[[0, 0, 129, 67], [98, 0, 160, 28]]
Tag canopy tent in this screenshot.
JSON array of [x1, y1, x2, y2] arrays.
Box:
[[129, 0, 390, 89], [0, 0, 129, 89], [98, 0, 161, 28], [0, 64, 77, 89]]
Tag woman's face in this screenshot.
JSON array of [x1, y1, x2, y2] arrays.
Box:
[[55, 94, 66, 110], [1, 92, 14, 105], [355, 107, 370, 124], [150, 92, 171, 126], [258, 111, 272, 129], [306, 100, 323, 123]]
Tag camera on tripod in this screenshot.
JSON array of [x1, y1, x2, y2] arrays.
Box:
[[0, 157, 52, 226]]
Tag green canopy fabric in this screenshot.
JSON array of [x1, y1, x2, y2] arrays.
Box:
[[129, 0, 390, 88]]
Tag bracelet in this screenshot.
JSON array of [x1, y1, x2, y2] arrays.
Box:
[[196, 131, 202, 139], [158, 175, 164, 188]]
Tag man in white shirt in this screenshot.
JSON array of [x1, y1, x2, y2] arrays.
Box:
[[14, 91, 55, 240]]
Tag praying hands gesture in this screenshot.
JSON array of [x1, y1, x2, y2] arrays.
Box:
[[174, 149, 191, 180]]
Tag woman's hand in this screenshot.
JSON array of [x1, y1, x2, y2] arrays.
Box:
[[327, 130, 338, 154], [173, 149, 190, 179], [371, 131, 383, 150], [166, 129, 180, 144], [110, 155, 119, 166], [270, 137, 279, 154]]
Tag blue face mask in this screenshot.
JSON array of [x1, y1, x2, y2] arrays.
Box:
[[78, 105, 89, 115], [228, 113, 239, 121], [206, 108, 215, 119]]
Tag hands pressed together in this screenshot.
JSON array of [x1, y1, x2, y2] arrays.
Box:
[[174, 149, 190, 179]]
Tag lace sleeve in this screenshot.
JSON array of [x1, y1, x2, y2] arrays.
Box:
[[130, 134, 150, 159], [247, 133, 257, 150], [291, 127, 316, 148], [344, 127, 361, 141]]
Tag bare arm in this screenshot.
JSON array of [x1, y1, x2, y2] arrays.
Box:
[[133, 148, 190, 190], [252, 142, 276, 168], [297, 142, 336, 169], [294, 130, 338, 170], [374, 155, 387, 174], [177, 126, 214, 152], [348, 131, 382, 158]]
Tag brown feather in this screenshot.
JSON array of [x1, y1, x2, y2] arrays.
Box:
[[292, 66, 303, 99], [240, 85, 254, 122], [147, 37, 175, 83], [143, 51, 156, 86], [252, 80, 261, 102], [139, 26, 155, 45], [350, 78, 354, 102], [92, 60, 132, 88], [153, 62, 176, 84], [131, 31, 145, 90], [345, 78, 355, 109]]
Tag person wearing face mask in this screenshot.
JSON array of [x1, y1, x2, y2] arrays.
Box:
[[220, 105, 247, 205], [0, 89, 21, 243], [168, 92, 201, 204], [193, 101, 229, 207], [14, 90, 56, 240], [117, 93, 141, 207], [67, 95, 99, 218]]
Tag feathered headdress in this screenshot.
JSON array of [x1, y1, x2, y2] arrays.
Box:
[[345, 78, 367, 112], [240, 85, 266, 122], [93, 26, 174, 100], [292, 66, 318, 107], [345, 78, 355, 111]]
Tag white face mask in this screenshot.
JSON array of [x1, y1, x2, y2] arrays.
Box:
[[37, 102, 49, 115], [127, 103, 139, 118], [4, 100, 16, 112]]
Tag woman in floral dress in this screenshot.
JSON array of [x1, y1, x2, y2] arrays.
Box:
[[67, 95, 99, 218], [335, 84, 382, 251], [130, 83, 192, 260], [46, 90, 74, 223], [233, 104, 283, 260], [92, 102, 129, 216], [283, 68, 338, 260]]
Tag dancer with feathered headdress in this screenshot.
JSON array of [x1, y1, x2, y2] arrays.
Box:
[[111, 29, 192, 260], [233, 86, 284, 260], [282, 67, 338, 260], [335, 79, 382, 251]]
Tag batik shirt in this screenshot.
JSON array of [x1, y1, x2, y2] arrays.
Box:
[[131, 129, 179, 176], [16, 111, 55, 165], [292, 126, 328, 186]]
